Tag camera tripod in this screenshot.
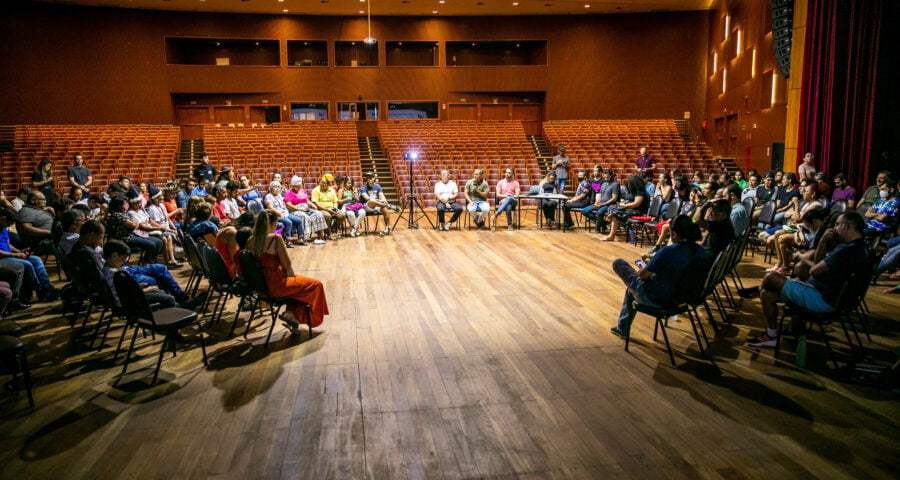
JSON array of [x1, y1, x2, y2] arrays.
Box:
[[393, 155, 434, 230]]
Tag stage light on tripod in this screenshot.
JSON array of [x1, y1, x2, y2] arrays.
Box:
[[404, 152, 418, 160]]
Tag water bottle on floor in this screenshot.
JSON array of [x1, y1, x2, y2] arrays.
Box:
[[629, 229, 636, 246]]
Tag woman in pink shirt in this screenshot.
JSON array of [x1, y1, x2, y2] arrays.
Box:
[[493, 168, 521, 230], [284, 176, 328, 244]]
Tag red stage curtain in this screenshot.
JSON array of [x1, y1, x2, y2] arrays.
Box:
[[796, 0, 883, 191]]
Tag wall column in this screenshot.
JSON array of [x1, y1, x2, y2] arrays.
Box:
[[783, 0, 808, 175]]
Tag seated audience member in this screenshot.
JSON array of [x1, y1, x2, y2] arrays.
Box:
[[643, 185, 699, 260], [752, 172, 778, 218], [875, 237, 900, 294], [814, 172, 832, 200], [16, 189, 56, 246], [265, 181, 304, 247], [725, 184, 750, 237], [563, 171, 592, 229], [191, 178, 210, 198], [68, 186, 88, 206], [692, 171, 707, 189], [771, 173, 800, 225], [742, 174, 761, 202], [582, 169, 619, 233], [310, 176, 344, 240], [73, 220, 196, 306], [222, 181, 243, 223], [830, 173, 857, 209], [759, 182, 826, 257], [609, 215, 708, 338], [538, 172, 561, 228], [0, 280, 11, 318], [161, 185, 183, 228], [733, 169, 749, 189], [0, 207, 59, 301], [185, 201, 219, 245], [246, 210, 329, 334], [862, 170, 891, 205], [600, 175, 648, 242], [741, 212, 869, 347], [211, 184, 230, 225], [102, 240, 177, 309], [772, 208, 827, 276], [216, 211, 256, 277], [696, 199, 735, 256], [10, 186, 32, 212], [359, 172, 399, 236], [0, 260, 29, 311], [285, 176, 328, 244], [58, 208, 86, 255], [87, 194, 108, 221], [641, 170, 656, 197], [144, 188, 182, 268], [116, 195, 164, 264], [337, 176, 366, 237], [435, 169, 463, 231], [464, 169, 491, 229], [863, 180, 898, 236], [493, 168, 520, 230], [176, 178, 194, 209], [238, 175, 263, 210]]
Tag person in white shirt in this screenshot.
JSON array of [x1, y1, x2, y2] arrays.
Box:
[[132, 193, 181, 268], [434, 170, 462, 230], [223, 181, 243, 222]]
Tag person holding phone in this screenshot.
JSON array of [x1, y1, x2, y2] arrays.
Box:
[[609, 215, 708, 339]]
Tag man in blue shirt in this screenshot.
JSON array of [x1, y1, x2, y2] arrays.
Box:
[[610, 215, 709, 337], [741, 211, 869, 347]]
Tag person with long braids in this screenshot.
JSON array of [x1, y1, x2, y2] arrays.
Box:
[[246, 210, 329, 333]]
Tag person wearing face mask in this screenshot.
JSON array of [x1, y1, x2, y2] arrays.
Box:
[[862, 170, 891, 205], [863, 180, 898, 237], [562, 171, 592, 230]]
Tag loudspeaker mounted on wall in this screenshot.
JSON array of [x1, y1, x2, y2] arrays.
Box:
[[772, 0, 794, 78], [771, 141, 785, 171]]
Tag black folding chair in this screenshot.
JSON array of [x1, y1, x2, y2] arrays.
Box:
[[113, 271, 207, 384], [237, 250, 313, 348]]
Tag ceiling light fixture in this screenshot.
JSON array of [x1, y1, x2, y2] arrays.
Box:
[[364, 0, 376, 44]]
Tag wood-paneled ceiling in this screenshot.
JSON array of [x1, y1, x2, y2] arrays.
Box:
[[36, 0, 715, 16]]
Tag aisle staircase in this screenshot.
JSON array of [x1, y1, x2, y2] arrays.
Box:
[[175, 139, 204, 180], [357, 136, 399, 204]]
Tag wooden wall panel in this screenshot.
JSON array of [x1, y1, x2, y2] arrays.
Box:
[[0, 3, 710, 126], [482, 104, 510, 121], [447, 104, 478, 121]]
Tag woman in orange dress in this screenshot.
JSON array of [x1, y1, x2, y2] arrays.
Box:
[[246, 210, 328, 332]]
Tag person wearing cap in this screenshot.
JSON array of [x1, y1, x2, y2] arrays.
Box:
[[193, 153, 217, 184], [552, 145, 570, 193], [311, 176, 345, 240], [634, 147, 656, 175], [141, 187, 182, 268], [284, 175, 328, 244], [831, 173, 857, 209], [216, 165, 234, 187], [360, 172, 399, 236]]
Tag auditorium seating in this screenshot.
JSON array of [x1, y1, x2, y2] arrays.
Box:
[[1, 124, 179, 197], [201, 123, 359, 191], [378, 121, 540, 208], [542, 120, 717, 179]]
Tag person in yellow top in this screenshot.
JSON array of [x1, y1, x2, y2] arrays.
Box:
[[311, 176, 345, 240]]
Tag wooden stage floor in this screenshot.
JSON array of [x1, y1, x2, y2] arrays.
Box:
[[1, 219, 899, 479]]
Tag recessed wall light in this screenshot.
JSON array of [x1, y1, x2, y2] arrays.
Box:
[[513, 1, 519, 5], [584, 4, 591, 7], [432, 10, 438, 13]]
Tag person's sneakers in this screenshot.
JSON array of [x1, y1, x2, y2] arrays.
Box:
[[746, 333, 778, 347], [285, 240, 294, 248], [446, 221, 455, 230], [609, 326, 627, 339], [380, 228, 391, 236], [180, 293, 208, 310], [313, 239, 326, 245], [5, 300, 30, 313], [388, 204, 401, 212], [737, 287, 760, 299], [646, 245, 660, 255]]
